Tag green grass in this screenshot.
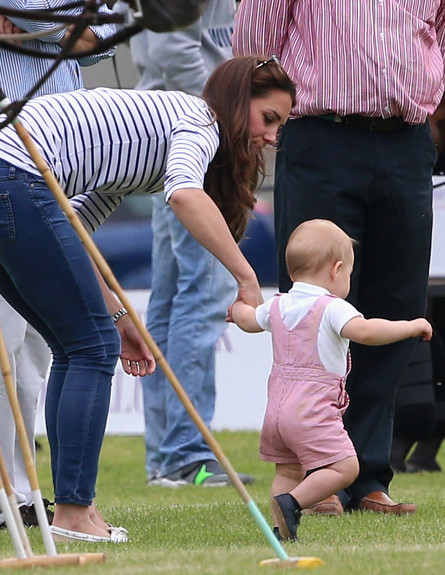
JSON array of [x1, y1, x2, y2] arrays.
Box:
[[1, 432, 444, 574]]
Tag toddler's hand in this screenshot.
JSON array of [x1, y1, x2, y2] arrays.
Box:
[[226, 304, 234, 323], [411, 318, 433, 341]]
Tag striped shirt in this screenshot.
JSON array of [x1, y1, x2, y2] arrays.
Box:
[[0, 88, 220, 232], [232, 0, 445, 124], [0, 0, 116, 100]]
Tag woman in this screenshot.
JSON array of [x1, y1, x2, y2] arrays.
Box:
[[0, 56, 295, 542]]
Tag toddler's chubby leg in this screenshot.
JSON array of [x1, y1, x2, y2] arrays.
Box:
[[272, 457, 359, 541], [271, 463, 304, 541], [291, 456, 359, 510], [271, 462, 305, 500]]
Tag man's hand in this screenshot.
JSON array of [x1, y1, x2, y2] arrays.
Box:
[[0, 14, 23, 44], [59, 25, 99, 53]]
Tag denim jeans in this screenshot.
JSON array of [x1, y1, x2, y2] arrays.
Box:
[[0, 160, 120, 506], [143, 194, 236, 477]]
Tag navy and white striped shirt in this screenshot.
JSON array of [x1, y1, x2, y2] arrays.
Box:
[[0, 87, 220, 232]]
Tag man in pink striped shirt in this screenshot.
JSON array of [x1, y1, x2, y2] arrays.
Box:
[[233, 1, 445, 518]]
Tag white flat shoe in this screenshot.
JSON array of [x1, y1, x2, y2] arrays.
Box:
[[107, 523, 129, 535], [108, 525, 129, 539], [50, 525, 128, 543]]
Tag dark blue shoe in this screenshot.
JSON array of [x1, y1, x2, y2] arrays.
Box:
[[273, 526, 281, 541], [272, 494, 301, 541]]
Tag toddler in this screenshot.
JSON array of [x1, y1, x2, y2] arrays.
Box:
[[230, 219, 432, 541]]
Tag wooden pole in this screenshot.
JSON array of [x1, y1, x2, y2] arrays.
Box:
[[0, 326, 56, 557]]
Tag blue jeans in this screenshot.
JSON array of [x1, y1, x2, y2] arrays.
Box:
[[0, 160, 120, 506], [143, 194, 236, 477]]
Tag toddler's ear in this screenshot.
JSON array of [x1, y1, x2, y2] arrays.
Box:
[[331, 260, 343, 279]]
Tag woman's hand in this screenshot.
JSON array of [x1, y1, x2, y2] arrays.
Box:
[[235, 276, 263, 308], [115, 316, 156, 376], [226, 277, 263, 323]]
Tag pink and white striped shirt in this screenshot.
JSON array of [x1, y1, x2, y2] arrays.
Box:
[[233, 0, 445, 124]]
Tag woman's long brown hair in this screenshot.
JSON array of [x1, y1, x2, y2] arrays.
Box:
[[202, 56, 296, 242]]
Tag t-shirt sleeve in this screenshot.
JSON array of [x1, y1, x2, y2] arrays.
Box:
[[325, 298, 363, 335], [255, 298, 275, 332], [163, 114, 220, 202]]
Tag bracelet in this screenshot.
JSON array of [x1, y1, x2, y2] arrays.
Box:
[[112, 307, 128, 323]]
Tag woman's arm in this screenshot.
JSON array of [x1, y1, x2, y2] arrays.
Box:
[[168, 187, 263, 307], [88, 255, 156, 377]]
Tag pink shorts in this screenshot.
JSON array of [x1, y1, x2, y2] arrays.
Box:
[[259, 374, 356, 470]]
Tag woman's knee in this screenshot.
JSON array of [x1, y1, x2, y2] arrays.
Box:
[[98, 327, 121, 369]]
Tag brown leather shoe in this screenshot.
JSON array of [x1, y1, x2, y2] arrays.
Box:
[[357, 491, 417, 515], [303, 495, 344, 516]]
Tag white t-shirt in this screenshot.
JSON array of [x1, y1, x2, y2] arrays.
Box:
[[255, 282, 363, 376]]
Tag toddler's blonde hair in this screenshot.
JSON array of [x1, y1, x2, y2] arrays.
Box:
[[285, 219, 354, 280]]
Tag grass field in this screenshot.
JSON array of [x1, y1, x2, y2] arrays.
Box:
[[1, 431, 444, 574]]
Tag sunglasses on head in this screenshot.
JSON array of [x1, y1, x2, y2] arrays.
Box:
[[256, 55, 282, 69]]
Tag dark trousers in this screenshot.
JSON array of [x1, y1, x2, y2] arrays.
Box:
[[274, 117, 435, 507]]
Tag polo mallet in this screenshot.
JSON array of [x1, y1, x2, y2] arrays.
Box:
[[0, 326, 56, 557], [2, 102, 324, 569], [0, 444, 32, 560], [0, 324, 107, 569]]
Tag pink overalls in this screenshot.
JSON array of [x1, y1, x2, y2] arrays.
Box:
[[259, 294, 357, 470]]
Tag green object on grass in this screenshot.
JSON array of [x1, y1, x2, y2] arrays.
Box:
[[246, 500, 288, 561]]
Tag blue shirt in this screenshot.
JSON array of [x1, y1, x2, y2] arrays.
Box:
[[0, 0, 116, 100]]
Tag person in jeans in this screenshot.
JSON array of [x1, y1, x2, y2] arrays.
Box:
[[130, 0, 253, 486], [0, 0, 115, 529]]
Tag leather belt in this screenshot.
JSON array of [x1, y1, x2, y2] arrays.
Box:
[[316, 113, 407, 133]]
